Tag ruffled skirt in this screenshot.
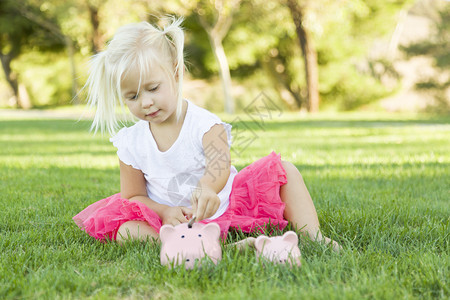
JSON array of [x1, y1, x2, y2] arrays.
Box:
[[73, 151, 288, 240]]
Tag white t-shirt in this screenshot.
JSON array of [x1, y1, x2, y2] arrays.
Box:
[[110, 99, 238, 220]]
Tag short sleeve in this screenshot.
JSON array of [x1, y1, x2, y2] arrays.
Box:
[[219, 121, 233, 148], [196, 118, 233, 149], [109, 127, 140, 170]]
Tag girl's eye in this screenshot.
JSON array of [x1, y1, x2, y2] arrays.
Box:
[[128, 94, 138, 100], [149, 85, 159, 92]]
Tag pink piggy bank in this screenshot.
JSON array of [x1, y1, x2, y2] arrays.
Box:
[[255, 231, 302, 267], [160, 222, 222, 269]]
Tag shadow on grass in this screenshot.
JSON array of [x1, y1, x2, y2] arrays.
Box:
[[0, 119, 93, 134], [0, 140, 115, 157], [225, 116, 450, 131], [2, 116, 449, 134]]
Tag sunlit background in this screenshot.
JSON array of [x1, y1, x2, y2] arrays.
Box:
[[0, 0, 449, 114]]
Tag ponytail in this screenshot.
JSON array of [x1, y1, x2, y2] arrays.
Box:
[[162, 17, 185, 120], [85, 51, 121, 135]]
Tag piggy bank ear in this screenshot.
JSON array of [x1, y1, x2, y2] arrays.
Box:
[[201, 222, 221, 240], [282, 231, 298, 246], [159, 224, 176, 244], [255, 235, 271, 253]]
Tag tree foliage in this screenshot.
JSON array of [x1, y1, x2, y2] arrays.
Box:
[[0, 0, 425, 111], [0, 0, 64, 107]]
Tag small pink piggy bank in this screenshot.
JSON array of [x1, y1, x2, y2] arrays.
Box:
[[160, 222, 222, 269], [255, 231, 302, 267]]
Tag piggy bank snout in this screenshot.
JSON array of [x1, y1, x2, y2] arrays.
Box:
[[271, 248, 300, 266]]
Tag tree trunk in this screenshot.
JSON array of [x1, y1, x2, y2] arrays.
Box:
[[209, 37, 234, 114], [0, 52, 21, 108], [286, 0, 320, 112], [262, 57, 302, 110], [18, 83, 32, 109], [87, 2, 102, 54], [195, 0, 240, 114], [388, 8, 408, 59], [65, 36, 79, 104]]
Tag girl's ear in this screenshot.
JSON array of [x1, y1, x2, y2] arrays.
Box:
[[201, 223, 221, 240], [159, 224, 176, 244], [255, 235, 271, 252], [282, 231, 298, 246]]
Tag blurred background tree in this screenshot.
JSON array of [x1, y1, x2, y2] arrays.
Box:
[[0, 0, 447, 113], [401, 0, 450, 112], [193, 0, 242, 114], [0, 0, 64, 108], [286, 0, 319, 112]]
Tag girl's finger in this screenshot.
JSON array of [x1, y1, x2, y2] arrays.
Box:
[[190, 195, 198, 215], [195, 198, 208, 221], [203, 198, 219, 219], [172, 217, 184, 226], [190, 186, 203, 214], [177, 208, 189, 223], [179, 215, 188, 224], [180, 207, 193, 219], [180, 206, 193, 215], [171, 210, 185, 226]]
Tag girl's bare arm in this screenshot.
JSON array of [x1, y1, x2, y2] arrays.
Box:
[[192, 124, 231, 220]]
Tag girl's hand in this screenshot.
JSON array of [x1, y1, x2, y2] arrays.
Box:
[[161, 206, 193, 226], [191, 185, 220, 221]]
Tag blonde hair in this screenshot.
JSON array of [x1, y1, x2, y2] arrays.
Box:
[[85, 17, 185, 135]]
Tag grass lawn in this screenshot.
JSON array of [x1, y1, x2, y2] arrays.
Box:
[[0, 112, 449, 299]]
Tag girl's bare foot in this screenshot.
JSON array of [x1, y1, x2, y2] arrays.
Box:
[[228, 237, 256, 250], [321, 236, 342, 252]]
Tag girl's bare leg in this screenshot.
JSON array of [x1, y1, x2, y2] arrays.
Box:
[[280, 160, 341, 251], [116, 220, 159, 244]]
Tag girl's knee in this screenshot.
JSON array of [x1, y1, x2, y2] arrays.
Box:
[[116, 220, 158, 242], [281, 160, 303, 179], [116, 221, 137, 241], [118, 220, 140, 232]]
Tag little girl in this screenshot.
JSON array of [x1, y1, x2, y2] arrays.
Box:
[[73, 17, 340, 251]]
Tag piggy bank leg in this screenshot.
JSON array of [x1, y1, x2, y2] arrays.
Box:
[[280, 161, 342, 252], [116, 220, 159, 244]]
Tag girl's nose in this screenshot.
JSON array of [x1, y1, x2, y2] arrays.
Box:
[[141, 93, 154, 108]]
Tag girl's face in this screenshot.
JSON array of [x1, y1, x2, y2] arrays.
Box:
[[121, 63, 178, 126]]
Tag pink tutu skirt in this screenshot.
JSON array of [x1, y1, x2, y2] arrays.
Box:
[[73, 152, 288, 240]]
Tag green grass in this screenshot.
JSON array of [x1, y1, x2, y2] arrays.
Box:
[[1, 113, 449, 299]]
